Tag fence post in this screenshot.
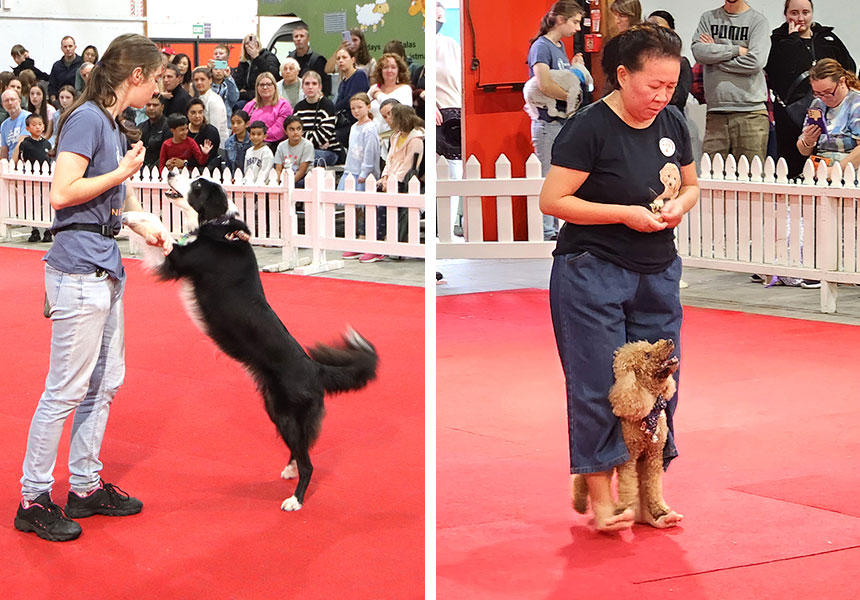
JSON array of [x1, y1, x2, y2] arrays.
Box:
[[525, 154, 543, 242], [0, 159, 8, 239], [463, 155, 483, 242], [292, 167, 344, 275], [262, 167, 301, 272], [437, 156, 452, 244], [816, 159, 838, 312]]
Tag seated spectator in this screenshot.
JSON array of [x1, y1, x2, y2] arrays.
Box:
[[333, 46, 370, 149], [274, 116, 314, 187], [49, 85, 77, 148], [293, 70, 342, 165], [27, 82, 55, 141], [0, 87, 30, 159], [11, 113, 52, 242], [325, 28, 376, 82], [369, 53, 413, 136], [0, 72, 13, 125], [338, 92, 379, 192], [411, 61, 425, 120], [74, 45, 98, 92], [797, 58, 860, 170], [172, 53, 194, 95], [378, 97, 400, 157], [192, 66, 229, 147], [186, 98, 222, 171], [243, 120, 275, 184], [289, 24, 330, 97], [160, 63, 191, 120], [48, 36, 83, 103], [158, 112, 213, 172], [242, 72, 292, 152], [209, 44, 240, 118], [235, 34, 281, 103], [367, 104, 424, 262], [225, 109, 253, 172], [276, 57, 303, 110], [17, 69, 37, 110], [10, 45, 49, 81], [140, 95, 170, 169], [75, 62, 94, 93], [382, 40, 420, 81]]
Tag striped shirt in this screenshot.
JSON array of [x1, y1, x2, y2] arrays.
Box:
[[292, 97, 341, 153]]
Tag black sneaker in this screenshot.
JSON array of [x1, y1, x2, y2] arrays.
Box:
[[27, 227, 41, 242], [42, 230, 52, 242], [14, 492, 82, 542], [65, 480, 143, 518]]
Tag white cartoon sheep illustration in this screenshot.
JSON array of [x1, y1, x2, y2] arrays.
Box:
[[356, 0, 390, 32]]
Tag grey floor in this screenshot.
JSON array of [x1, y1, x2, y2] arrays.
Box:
[[3, 226, 425, 288], [436, 258, 860, 326]]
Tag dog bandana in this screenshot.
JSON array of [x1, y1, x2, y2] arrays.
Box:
[[641, 395, 668, 443]]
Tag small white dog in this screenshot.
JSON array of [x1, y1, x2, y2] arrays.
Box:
[[523, 69, 583, 120]]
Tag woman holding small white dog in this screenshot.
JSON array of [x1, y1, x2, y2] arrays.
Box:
[[541, 24, 698, 532], [15, 34, 172, 542], [527, 0, 585, 240]]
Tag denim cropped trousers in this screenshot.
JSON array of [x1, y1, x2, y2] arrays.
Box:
[[21, 264, 126, 500], [549, 251, 682, 474]]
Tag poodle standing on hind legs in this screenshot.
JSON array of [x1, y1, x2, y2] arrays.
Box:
[[573, 339, 684, 530]]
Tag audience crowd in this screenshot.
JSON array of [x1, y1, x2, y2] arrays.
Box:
[[1, 26, 426, 260]]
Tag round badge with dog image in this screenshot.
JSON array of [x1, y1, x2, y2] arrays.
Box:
[[659, 137, 676, 157]]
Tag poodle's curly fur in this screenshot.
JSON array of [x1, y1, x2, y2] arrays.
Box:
[[573, 339, 679, 521]]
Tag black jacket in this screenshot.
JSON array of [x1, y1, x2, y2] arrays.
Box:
[[140, 117, 171, 168], [289, 48, 330, 97], [48, 55, 83, 98], [234, 49, 281, 100], [161, 85, 192, 121], [13, 57, 49, 82], [766, 22, 856, 105]]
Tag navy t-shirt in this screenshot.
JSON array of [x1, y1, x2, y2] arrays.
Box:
[[550, 101, 693, 273], [527, 36, 571, 122], [45, 102, 127, 279]]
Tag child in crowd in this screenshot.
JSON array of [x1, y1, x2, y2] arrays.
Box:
[[13, 114, 53, 242], [158, 113, 214, 172], [225, 110, 253, 173], [338, 93, 379, 192], [49, 85, 77, 148], [274, 116, 314, 188], [244, 120, 274, 184]]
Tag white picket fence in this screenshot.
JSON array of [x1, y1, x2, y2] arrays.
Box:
[[0, 159, 424, 274], [437, 153, 860, 313]]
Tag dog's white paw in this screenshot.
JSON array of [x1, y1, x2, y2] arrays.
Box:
[[281, 496, 302, 511], [280, 462, 298, 479]]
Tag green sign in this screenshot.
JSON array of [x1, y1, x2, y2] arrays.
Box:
[[193, 23, 205, 36], [257, 0, 426, 62]]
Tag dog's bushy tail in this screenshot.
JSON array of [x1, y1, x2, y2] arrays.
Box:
[[307, 327, 378, 394]]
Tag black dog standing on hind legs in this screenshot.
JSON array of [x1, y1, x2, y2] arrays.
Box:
[[128, 173, 378, 511]]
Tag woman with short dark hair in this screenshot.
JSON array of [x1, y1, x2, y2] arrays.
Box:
[[540, 23, 698, 532]]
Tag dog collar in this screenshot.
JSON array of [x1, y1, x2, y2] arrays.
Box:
[[640, 395, 668, 443]]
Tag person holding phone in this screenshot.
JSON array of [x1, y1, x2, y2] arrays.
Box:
[[325, 28, 376, 81], [208, 44, 240, 118], [796, 58, 860, 170], [235, 33, 281, 103]]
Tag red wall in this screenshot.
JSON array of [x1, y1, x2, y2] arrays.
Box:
[[460, 0, 575, 240]]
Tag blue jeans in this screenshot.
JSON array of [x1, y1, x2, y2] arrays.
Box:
[[549, 252, 682, 474], [21, 264, 126, 499], [531, 118, 563, 239], [314, 149, 340, 167]]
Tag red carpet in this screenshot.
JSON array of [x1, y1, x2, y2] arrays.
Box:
[[438, 289, 860, 600], [0, 248, 424, 599]]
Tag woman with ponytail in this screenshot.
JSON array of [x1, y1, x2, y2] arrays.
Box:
[[527, 0, 585, 240], [796, 58, 860, 170], [15, 33, 172, 543]]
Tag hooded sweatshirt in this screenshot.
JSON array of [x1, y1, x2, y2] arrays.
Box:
[[691, 5, 770, 113]]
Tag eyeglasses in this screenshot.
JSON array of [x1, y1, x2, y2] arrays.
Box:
[[812, 80, 843, 98], [257, 82, 274, 88]]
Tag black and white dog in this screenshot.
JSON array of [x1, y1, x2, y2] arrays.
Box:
[[135, 173, 378, 511]]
